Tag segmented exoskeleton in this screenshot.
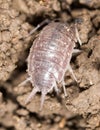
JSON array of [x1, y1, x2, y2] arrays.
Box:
[[19, 21, 81, 109]]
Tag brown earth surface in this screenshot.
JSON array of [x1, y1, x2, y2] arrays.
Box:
[[0, 0, 100, 130]]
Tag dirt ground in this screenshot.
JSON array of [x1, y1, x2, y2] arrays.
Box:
[[0, 0, 100, 130]]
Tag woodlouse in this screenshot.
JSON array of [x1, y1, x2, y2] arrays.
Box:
[[19, 21, 81, 109]]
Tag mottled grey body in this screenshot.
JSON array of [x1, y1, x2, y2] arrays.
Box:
[[21, 22, 81, 109]]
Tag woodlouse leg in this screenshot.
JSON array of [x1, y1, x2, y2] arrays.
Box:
[[73, 49, 81, 54], [24, 19, 50, 39], [54, 81, 59, 95], [75, 26, 82, 45], [18, 77, 31, 86], [62, 80, 67, 97], [68, 65, 77, 82], [25, 87, 39, 105]]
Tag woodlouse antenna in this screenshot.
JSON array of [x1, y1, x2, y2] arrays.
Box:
[[24, 19, 50, 39]]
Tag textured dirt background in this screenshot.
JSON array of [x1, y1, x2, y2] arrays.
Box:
[[0, 0, 100, 130]]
